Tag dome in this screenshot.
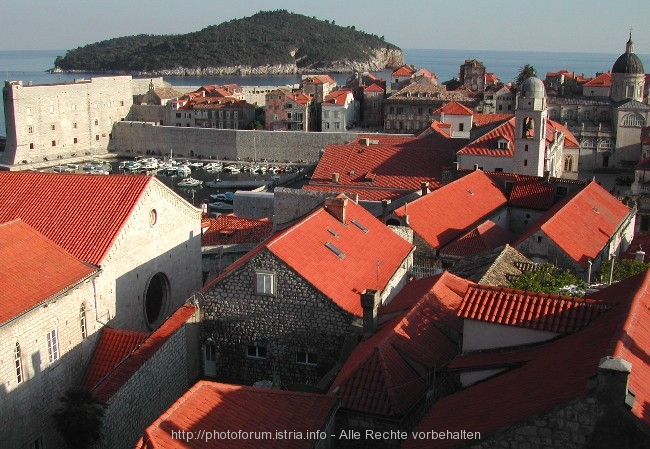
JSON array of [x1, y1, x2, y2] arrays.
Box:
[[612, 34, 645, 74], [520, 77, 546, 98]]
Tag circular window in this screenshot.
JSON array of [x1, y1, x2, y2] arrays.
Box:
[[149, 209, 157, 227], [144, 273, 169, 328]]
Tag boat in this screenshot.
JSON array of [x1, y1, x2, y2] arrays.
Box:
[[189, 162, 204, 169], [88, 169, 110, 175], [67, 163, 78, 170], [123, 161, 142, 171], [52, 165, 68, 172], [204, 162, 223, 171], [223, 164, 241, 173], [208, 202, 234, 210], [177, 177, 203, 187], [209, 192, 234, 202], [176, 166, 192, 176]]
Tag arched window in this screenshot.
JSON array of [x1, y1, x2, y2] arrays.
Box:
[[581, 138, 594, 148], [564, 155, 574, 172], [622, 113, 646, 127], [14, 342, 23, 384], [80, 304, 87, 339]]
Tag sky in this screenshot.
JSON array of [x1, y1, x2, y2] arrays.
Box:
[[1, 0, 649, 55]]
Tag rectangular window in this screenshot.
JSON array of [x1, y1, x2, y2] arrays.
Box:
[[459, 123, 464, 131], [50, 124, 56, 131], [175, 113, 181, 118], [51, 140, 56, 147], [28, 126, 33, 134], [525, 145, 529, 152], [72, 122, 77, 129], [524, 160, 528, 166], [49, 106, 54, 113], [80, 305, 87, 339], [247, 343, 267, 359], [204, 343, 217, 377], [334, 122, 340, 129], [296, 351, 318, 366], [14, 343, 23, 384], [256, 271, 275, 295], [47, 329, 59, 363], [73, 137, 78, 144], [95, 135, 100, 141], [29, 143, 34, 149]]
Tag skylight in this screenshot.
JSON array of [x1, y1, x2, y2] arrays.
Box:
[[327, 228, 339, 238], [351, 219, 369, 233], [325, 242, 345, 259]]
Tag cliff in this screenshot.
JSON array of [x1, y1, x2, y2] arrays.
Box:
[[53, 10, 405, 75]]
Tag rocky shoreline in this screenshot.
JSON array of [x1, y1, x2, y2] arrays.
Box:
[[51, 48, 405, 77]]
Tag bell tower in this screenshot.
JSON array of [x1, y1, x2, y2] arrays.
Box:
[[513, 77, 548, 177]]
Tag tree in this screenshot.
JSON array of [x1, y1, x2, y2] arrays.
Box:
[[514, 64, 537, 89], [508, 263, 587, 296], [52, 387, 106, 449], [600, 258, 650, 284]]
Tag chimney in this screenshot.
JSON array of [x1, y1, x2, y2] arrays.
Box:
[[381, 199, 391, 218], [332, 172, 340, 184], [635, 249, 646, 262], [325, 197, 348, 224], [421, 181, 429, 196], [360, 289, 380, 337], [473, 164, 479, 171], [595, 356, 634, 408]]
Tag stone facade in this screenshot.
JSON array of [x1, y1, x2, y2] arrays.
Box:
[[202, 249, 358, 387], [98, 310, 202, 449], [0, 278, 100, 448], [96, 180, 203, 332]]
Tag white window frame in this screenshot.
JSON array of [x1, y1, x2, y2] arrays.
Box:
[[15, 342, 23, 384], [296, 350, 318, 366], [80, 304, 87, 339], [247, 342, 267, 359], [256, 271, 275, 295], [47, 329, 59, 363]]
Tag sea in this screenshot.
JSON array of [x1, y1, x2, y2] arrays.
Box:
[[2, 47, 649, 139]]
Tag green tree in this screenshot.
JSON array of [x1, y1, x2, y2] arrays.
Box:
[[52, 387, 106, 449], [600, 258, 650, 284], [514, 64, 537, 88], [508, 263, 587, 296]]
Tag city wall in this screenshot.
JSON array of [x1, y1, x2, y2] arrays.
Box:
[[110, 123, 361, 163]]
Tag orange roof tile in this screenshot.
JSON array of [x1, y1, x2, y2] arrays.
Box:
[[0, 219, 98, 325], [583, 72, 612, 87], [330, 272, 471, 416], [458, 117, 516, 156], [621, 233, 650, 263], [473, 113, 513, 127], [434, 101, 474, 116], [515, 181, 631, 267], [92, 305, 197, 402], [364, 83, 385, 93], [458, 285, 613, 333], [202, 214, 272, 246], [439, 220, 516, 258], [392, 65, 416, 77], [405, 271, 650, 448], [266, 196, 413, 316], [136, 381, 339, 449], [323, 89, 353, 105], [80, 328, 148, 390], [394, 171, 509, 249], [0, 172, 155, 266]]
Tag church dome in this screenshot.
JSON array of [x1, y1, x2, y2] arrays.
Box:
[[520, 77, 546, 98], [612, 34, 645, 74]]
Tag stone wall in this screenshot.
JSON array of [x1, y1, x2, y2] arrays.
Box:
[[99, 316, 201, 449], [202, 249, 357, 387], [0, 277, 100, 449], [110, 123, 360, 163]]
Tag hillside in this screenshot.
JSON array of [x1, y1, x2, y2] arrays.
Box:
[[53, 10, 404, 75]]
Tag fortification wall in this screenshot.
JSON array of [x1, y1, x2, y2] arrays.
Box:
[[111, 123, 360, 162]]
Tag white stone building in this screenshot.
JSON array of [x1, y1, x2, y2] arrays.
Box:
[[321, 89, 357, 132]]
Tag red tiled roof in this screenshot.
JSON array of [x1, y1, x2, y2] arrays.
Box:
[[266, 196, 413, 316], [80, 328, 148, 390], [392, 65, 416, 77], [0, 172, 155, 266], [136, 381, 339, 449], [287, 92, 313, 107], [485, 73, 500, 83], [457, 285, 613, 333], [439, 220, 516, 258], [434, 101, 474, 116], [307, 135, 461, 201], [323, 89, 353, 105], [330, 272, 471, 416], [92, 305, 197, 403], [364, 83, 385, 93], [0, 219, 98, 325], [472, 113, 513, 128], [458, 118, 515, 156], [404, 271, 650, 449], [548, 119, 580, 148], [514, 181, 631, 267], [202, 214, 272, 246], [507, 174, 557, 209], [394, 171, 508, 249], [583, 72, 612, 87], [620, 233, 650, 263]]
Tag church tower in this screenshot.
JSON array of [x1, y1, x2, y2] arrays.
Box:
[[513, 77, 548, 177], [611, 33, 645, 102]]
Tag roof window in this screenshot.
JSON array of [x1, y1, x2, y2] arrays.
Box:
[[325, 242, 345, 259], [351, 219, 369, 233]]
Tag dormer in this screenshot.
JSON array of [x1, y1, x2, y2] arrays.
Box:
[[496, 137, 510, 150]]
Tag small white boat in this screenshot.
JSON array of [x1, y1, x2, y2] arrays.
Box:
[[189, 162, 204, 169], [208, 202, 234, 210], [177, 177, 203, 187], [53, 165, 68, 172], [177, 166, 192, 176], [209, 192, 234, 201], [67, 163, 79, 170], [204, 162, 223, 171], [89, 169, 110, 175]]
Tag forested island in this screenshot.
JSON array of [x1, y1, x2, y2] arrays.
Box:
[[52, 10, 404, 75]]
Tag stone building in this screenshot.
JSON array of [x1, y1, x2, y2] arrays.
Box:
[[2, 76, 163, 167], [459, 59, 486, 92], [321, 89, 358, 132], [0, 220, 100, 448], [192, 97, 256, 130], [200, 195, 414, 387], [264, 88, 316, 131]]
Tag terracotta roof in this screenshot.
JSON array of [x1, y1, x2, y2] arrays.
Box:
[[307, 135, 462, 201], [583, 72, 612, 87], [0, 172, 155, 266], [364, 83, 385, 93], [392, 65, 416, 77], [458, 285, 613, 333], [439, 220, 516, 258], [548, 119, 580, 148], [434, 101, 474, 115], [80, 328, 149, 390], [507, 174, 557, 209], [485, 73, 500, 84], [472, 113, 513, 128], [393, 170, 508, 249], [287, 92, 313, 107], [451, 244, 533, 286], [0, 219, 98, 326], [136, 381, 339, 449], [202, 214, 272, 246], [330, 272, 471, 416], [514, 181, 631, 267], [620, 233, 650, 263], [202, 195, 413, 317], [404, 271, 650, 449], [323, 89, 353, 105], [301, 185, 416, 202], [92, 305, 197, 403]]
